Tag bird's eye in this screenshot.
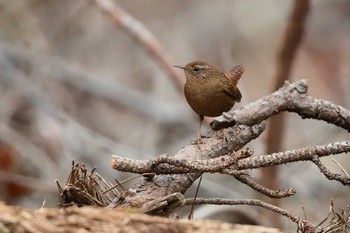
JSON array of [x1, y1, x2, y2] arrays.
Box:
[[194, 67, 200, 72]]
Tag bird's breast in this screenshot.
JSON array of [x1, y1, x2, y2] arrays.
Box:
[[184, 81, 235, 117]]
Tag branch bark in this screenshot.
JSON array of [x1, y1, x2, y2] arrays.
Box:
[[211, 80, 350, 131], [112, 141, 350, 183], [109, 123, 265, 209]]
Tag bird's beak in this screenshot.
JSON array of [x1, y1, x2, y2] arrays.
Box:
[[174, 65, 185, 69]]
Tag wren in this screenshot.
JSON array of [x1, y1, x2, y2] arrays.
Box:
[[174, 60, 244, 144]]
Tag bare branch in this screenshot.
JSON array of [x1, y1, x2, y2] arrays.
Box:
[[332, 159, 350, 178], [110, 140, 350, 209], [108, 123, 265, 210], [112, 141, 350, 180], [111, 140, 349, 203], [311, 156, 350, 186], [236, 141, 350, 172], [211, 80, 350, 131], [93, 0, 184, 90], [184, 198, 314, 231], [112, 149, 252, 174], [112, 123, 264, 175], [232, 174, 296, 198], [0, 42, 183, 124]]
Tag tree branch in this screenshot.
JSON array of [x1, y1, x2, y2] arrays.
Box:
[[109, 123, 265, 209], [111, 141, 350, 198], [184, 198, 315, 232], [232, 174, 296, 198], [311, 155, 350, 186], [211, 80, 350, 131], [93, 0, 184, 90], [235, 141, 350, 173], [112, 149, 251, 174]]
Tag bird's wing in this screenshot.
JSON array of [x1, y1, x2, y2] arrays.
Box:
[[223, 84, 242, 102]]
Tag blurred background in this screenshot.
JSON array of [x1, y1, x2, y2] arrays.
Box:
[[0, 0, 349, 230]]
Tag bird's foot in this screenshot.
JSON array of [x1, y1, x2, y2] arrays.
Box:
[[218, 128, 229, 144], [191, 133, 208, 145]]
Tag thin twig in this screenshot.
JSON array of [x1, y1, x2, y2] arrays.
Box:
[[311, 155, 350, 186], [233, 174, 296, 198], [188, 176, 202, 219], [332, 158, 350, 178], [184, 197, 314, 230], [102, 173, 156, 194]]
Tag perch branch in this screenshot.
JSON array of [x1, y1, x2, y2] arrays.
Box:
[[108, 123, 265, 210], [211, 80, 350, 131]]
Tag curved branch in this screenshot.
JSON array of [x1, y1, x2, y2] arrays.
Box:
[[311, 155, 350, 185], [211, 80, 350, 131], [184, 198, 314, 230], [232, 174, 296, 198], [93, 0, 184, 90]]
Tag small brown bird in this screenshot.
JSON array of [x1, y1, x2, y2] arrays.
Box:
[[174, 61, 244, 143]]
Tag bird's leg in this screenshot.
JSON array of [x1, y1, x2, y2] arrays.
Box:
[[196, 115, 204, 145], [220, 128, 229, 143]]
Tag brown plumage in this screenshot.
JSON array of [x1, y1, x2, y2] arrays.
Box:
[[174, 60, 244, 143]]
